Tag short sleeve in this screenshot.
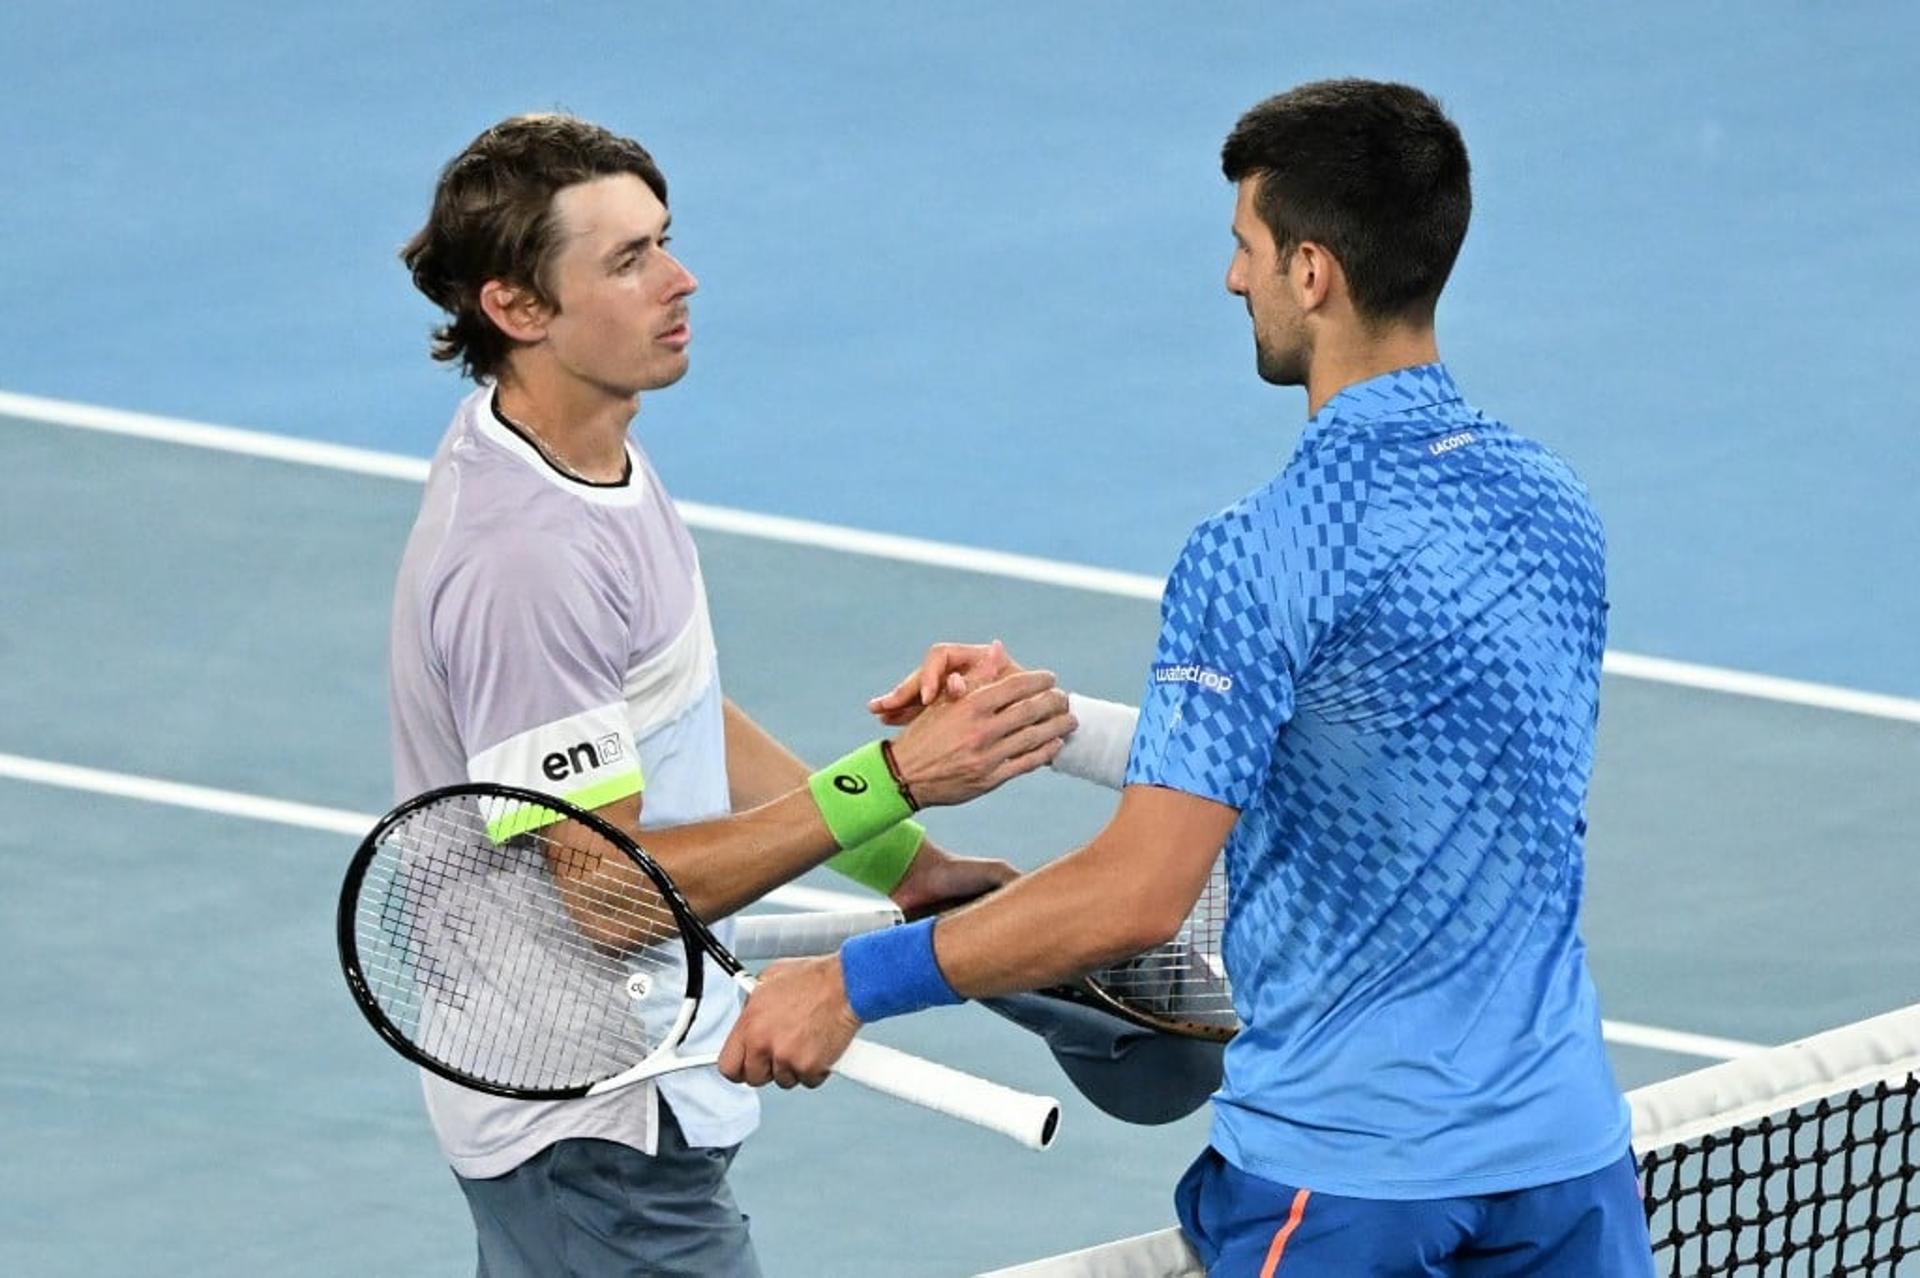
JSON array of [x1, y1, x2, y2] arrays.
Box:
[[431, 534, 643, 836], [1124, 518, 1296, 810]]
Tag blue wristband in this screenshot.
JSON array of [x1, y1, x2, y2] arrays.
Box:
[[839, 918, 963, 1023]]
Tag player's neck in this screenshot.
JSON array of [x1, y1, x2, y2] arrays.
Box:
[[492, 361, 638, 484], [1305, 324, 1440, 418]]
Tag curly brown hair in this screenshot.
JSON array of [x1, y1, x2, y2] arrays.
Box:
[[401, 114, 668, 381]]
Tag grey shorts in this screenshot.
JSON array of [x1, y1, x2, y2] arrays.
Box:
[[454, 1105, 760, 1278]]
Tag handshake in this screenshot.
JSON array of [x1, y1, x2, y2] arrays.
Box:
[[859, 639, 1138, 917], [863, 640, 1068, 809]]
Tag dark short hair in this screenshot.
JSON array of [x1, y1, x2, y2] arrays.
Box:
[[1222, 80, 1471, 325], [401, 114, 668, 381]]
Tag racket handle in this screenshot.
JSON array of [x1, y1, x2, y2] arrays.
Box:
[[832, 1037, 1061, 1150], [732, 906, 904, 962]]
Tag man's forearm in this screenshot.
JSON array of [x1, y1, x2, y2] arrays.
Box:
[[722, 698, 812, 809], [581, 715, 913, 923], [651, 677, 1071, 919], [928, 841, 1174, 996], [643, 788, 847, 923], [723, 698, 938, 897], [540, 788, 846, 940], [927, 786, 1236, 997]]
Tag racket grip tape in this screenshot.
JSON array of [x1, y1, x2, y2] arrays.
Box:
[[832, 1037, 1061, 1150], [732, 907, 905, 963]]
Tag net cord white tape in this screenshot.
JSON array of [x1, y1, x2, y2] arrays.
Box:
[[1629, 1000, 1920, 1153]]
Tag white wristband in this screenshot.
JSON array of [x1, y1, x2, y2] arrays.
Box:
[[1050, 693, 1137, 791]]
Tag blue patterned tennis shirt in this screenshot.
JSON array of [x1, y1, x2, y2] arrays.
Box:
[[1126, 363, 1630, 1198]]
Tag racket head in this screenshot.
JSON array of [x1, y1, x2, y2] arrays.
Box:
[[337, 783, 708, 1099], [1073, 859, 1236, 1042]]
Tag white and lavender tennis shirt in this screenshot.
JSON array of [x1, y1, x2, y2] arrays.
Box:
[[389, 386, 757, 1177]]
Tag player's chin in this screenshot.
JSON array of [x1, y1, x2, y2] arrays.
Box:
[[635, 352, 692, 391], [1254, 348, 1304, 387]]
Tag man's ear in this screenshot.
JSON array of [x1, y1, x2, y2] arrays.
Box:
[[478, 279, 552, 345], [1289, 240, 1342, 314]]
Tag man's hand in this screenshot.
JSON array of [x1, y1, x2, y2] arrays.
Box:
[[886, 665, 1072, 807], [888, 841, 1015, 918], [869, 640, 1027, 726], [719, 956, 859, 1089]]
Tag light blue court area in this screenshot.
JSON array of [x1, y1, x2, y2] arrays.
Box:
[[2, 4, 1917, 1272], [2, 418, 1917, 1276], [1, 2, 1917, 697]]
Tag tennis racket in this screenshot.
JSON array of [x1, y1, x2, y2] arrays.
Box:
[[337, 783, 1061, 1149], [734, 857, 1236, 1043]]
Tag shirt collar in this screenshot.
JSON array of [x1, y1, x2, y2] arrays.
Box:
[[463, 386, 651, 509], [1297, 362, 1464, 452]]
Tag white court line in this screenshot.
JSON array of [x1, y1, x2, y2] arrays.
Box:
[[0, 751, 874, 915], [5, 387, 1917, 723], [1600, 1020, 1765, 1061], [1598, 651, 1920, 724], [675, 502, 1162, 600], [0, 749, 1759, 1060], [0, 391, 434, 484]]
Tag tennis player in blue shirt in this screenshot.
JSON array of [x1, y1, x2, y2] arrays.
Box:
[[722, 80, 1657, 1276]]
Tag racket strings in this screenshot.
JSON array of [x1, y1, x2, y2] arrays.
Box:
[[350, 796, 693, 1092], [1088, 864, 1235, 1026], [541, 834, 685, 950], [373, 806, 674, 1086]]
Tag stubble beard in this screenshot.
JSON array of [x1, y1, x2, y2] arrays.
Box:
[[1254, 325, 1309, 387]]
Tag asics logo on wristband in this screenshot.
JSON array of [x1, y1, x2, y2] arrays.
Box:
[[834, 774, 870, 795]]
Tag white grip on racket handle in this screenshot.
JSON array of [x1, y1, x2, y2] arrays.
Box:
[[732, 906, 904, 963], [831, 1037, 1061, 1151]]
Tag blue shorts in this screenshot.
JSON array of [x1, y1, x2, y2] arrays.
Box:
[[454, 1104, 760, 1278], [1174, 1146, 1654, 1277]]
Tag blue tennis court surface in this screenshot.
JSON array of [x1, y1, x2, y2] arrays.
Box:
[[2, 4, 1916, 1274]]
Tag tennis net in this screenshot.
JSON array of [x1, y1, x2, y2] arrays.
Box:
[[982, 1002, 1920, 1277]]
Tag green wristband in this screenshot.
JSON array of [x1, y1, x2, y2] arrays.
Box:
[[825, 819, 926, 894], [808, 741, 917, 850]]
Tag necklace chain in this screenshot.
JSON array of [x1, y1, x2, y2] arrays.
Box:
[[495, 401, 624, 485]]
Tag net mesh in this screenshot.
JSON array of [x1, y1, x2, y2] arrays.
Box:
[[981, 1004, 1920, 1277], [1640, 1073, 1918, 1275], [343, 791, 692, 1094]]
